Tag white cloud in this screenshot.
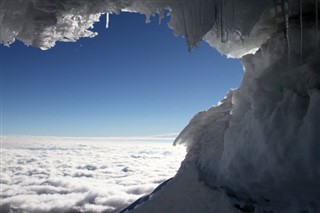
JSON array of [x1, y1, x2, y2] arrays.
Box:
[[0, 136, 186, 213]]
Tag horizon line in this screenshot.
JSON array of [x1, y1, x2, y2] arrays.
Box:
[[1, 133, 180, 141]]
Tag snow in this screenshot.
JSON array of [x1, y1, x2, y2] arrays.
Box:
[[1, 0, 320, 213], [128, 132, 236, 213]]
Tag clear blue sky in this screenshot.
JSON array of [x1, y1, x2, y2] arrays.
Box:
[[1, 12, 243, 137]]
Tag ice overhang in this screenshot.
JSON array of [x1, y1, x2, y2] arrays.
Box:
[[0, 0, 317, 58]]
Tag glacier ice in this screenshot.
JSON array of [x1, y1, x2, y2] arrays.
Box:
[[1, 0, 320, 212]]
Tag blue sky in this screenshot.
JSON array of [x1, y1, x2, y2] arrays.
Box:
[[1, 12, 243, 137]]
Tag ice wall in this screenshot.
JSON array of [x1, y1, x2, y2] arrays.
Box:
[[173, 1, 320, 210], [218, 30, 320, 203]]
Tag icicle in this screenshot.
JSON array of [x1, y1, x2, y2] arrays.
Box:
[[145, 14, 151, 24], [200, 1, 204, 24], [105, 13, 109, 29], [180, 2, 191, 51], [232, 0, 235, 32], [212, 1, 219, 38], [221, 30, 228, 43], [299, 0, 303, 63], [158, 9, 164, 25], [281, 0, 290, 64], [274, 0, 278, 32], [220, 0, 228, 43], [214, 2, 218, 24], [316, 0, 318, 49]]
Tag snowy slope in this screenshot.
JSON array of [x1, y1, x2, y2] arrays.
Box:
[[1, 0, 320, 212], [126, 93, 236, 213]]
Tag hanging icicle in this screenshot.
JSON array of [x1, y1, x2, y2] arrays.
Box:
[[281, 0, 291, 64], [214, 1, 218, 25], [180, 1, 191, 51], [220, 0, 228, 42], [105, 13, 109, 29], [299, 0, 303, 63], [316, 0, 319, 49], [200, 1, 204, 24], [158, 9, 164, 25], [232, 0, 235, 32], [274, 0, 278, 32], [218, 0, 222, 32]]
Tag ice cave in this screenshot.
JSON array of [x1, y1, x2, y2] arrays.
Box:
[[1, 0, 320, 212]]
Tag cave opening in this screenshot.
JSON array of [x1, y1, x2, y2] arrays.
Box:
[[1, 12, 243, 137]]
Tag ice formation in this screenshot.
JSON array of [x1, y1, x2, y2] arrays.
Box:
[[0, 0, 274, 54], [1, 0, 320, 212]]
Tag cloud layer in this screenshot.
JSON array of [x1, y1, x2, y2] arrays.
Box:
[[0, 136, 185, 213]]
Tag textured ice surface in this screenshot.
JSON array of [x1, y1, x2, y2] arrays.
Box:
[[1, 0, 276, 56], [219, 29, 320, 206], [171, 3, 320, 211]]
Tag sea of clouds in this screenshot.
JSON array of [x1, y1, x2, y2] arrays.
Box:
[[0, 135, 185, 213]]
